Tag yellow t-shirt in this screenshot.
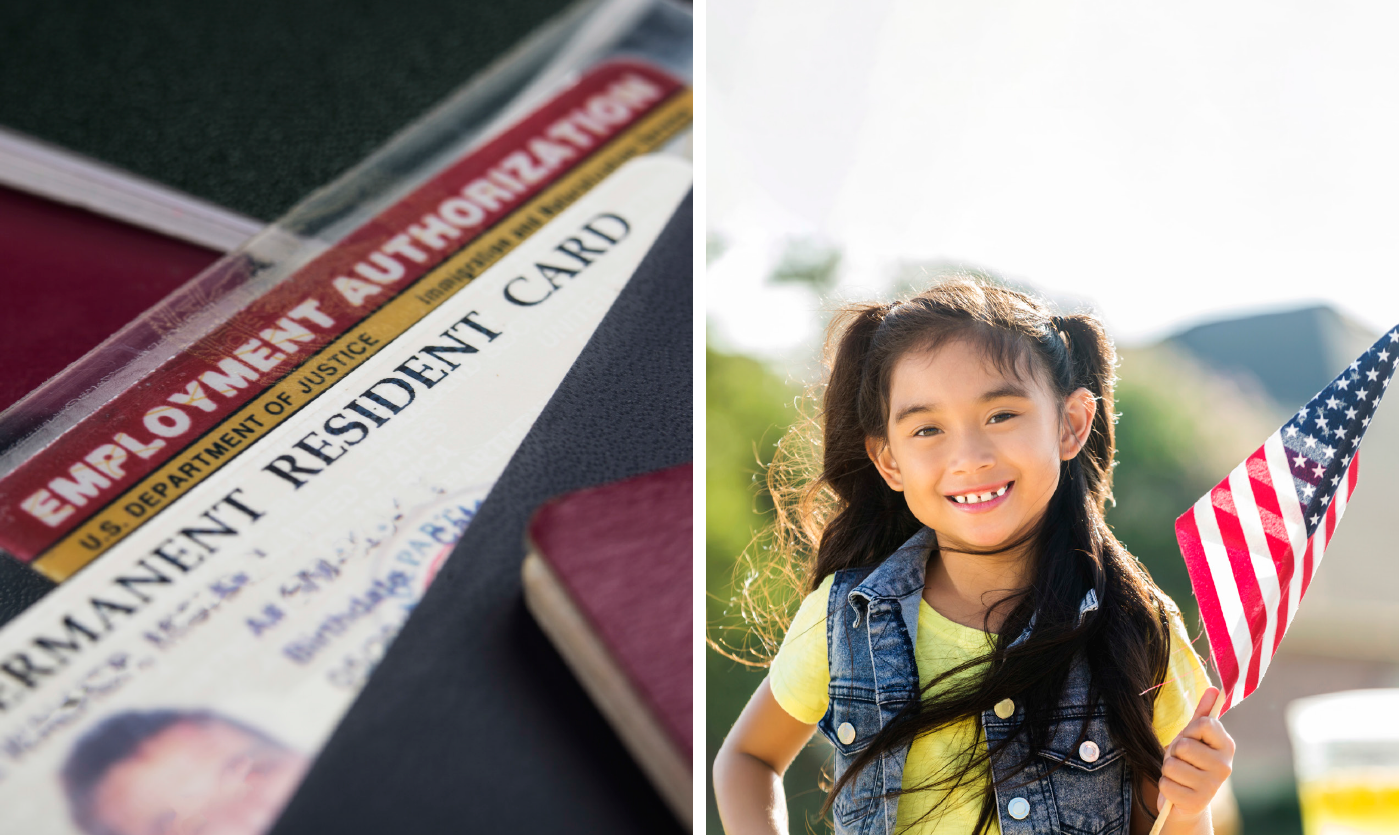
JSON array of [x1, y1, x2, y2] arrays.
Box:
[[770, 574, 1212, 835]]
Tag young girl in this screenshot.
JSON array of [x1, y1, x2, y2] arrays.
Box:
[[713, 280, 1235, 835]]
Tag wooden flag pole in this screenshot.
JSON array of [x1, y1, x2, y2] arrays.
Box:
[[1148, 689, 1227, 835]]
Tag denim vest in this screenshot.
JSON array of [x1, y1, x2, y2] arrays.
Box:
[[818, 528, 1132, 835]]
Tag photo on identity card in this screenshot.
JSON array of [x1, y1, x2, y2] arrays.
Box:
[[706, 4, 1399, 835]]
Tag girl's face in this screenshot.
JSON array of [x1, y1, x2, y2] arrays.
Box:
[[866, 337, 1095, 554]]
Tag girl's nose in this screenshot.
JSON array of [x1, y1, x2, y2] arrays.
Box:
[[947, 431, 996, 475]]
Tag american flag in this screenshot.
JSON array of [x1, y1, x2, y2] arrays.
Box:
[[1175, 326, 1397, 713]]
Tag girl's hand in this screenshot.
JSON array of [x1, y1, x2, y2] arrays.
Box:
[[1157, 686, 1235, 823]]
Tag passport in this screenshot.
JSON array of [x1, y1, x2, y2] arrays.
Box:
[[524, 461, 693, 823]]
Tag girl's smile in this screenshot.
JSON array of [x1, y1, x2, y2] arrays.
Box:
[[945, 480, 1013, 512], [866, 337, 1094, 553]]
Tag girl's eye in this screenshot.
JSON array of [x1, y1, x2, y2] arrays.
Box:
[[989, 412, 1017, 424], [914, 426, 942, 437]]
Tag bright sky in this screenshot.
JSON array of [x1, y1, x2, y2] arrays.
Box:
[[708, 0, 1399, 361]]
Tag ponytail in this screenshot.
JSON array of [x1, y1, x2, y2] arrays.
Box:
[[1054, 314, 1118, 517]]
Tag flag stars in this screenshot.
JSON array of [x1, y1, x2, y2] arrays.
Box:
[[1325, 395, 1342, 410], [1310, 513, 1320, 526], [1301, 483, 1316, 499], [1367, 368, 1380, 382], [1346, 407, 1359, 420], [1337, 378, 1351, 390], [1380, 349, 1392, 363], [1298, 406, 1309, 421], [1331, 474, 1341, 486], [1312, 462, 1326, 478], [1336, 427, 1348, 440], [1388, 330, 1398, 343], [1323, 445, 1336, 459], [1316, 416, 1330, 433], [1293, 452, 1308, 468], [1303, 434, 1318, 448], [1285, 424, 1300, 439]]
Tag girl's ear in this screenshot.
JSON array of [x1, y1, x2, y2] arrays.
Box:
[[1059, 387, 1097, 460], [865, 436, 905, 492]]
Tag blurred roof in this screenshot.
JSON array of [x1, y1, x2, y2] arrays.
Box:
[[1166, 306, 1378, 413]]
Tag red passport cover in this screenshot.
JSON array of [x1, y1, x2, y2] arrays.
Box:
[[525, 461, 692, 774], [0, 183, 220, 415]]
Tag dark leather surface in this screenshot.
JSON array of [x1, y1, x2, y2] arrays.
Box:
[[0, 548, 51, 624], [0, 0, 575, 221], [0, 184, 221, 415], [268, 191, 692, 835]]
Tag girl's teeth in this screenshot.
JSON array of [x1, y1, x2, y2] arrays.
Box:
[[952, 485, 1009, 504]]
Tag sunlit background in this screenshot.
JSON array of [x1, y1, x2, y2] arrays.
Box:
[[707, 3, 1399, 833]]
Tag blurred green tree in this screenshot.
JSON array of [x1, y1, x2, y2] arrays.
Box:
[[707, 342, 833, 834], [1108, 345, 1274, 635], [769, 240, 841, 293]]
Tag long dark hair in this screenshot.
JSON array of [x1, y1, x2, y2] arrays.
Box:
[[805, 279, 1172, 832]]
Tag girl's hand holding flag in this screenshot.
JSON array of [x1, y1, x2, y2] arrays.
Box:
[[1138, 686, 1235, 834]]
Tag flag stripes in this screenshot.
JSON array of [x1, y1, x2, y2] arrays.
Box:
[[1178, 450, 1360, 713], [1261, 433, 1307, 654]]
